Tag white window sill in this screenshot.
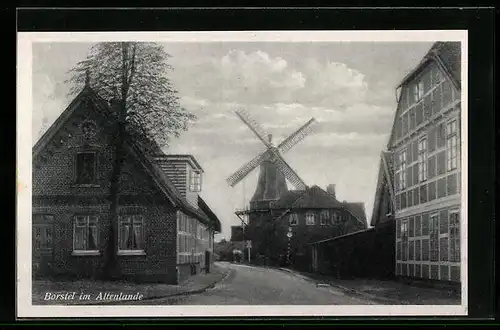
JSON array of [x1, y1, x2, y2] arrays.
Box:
[[117, 250, 146, 256], [72, 250, 100, 256]]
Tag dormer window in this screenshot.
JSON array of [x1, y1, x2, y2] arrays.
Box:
[[75, 152, 97, 184], [189, 170, 202, 192]]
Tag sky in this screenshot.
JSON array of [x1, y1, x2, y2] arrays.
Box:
[[32, 41, 434, 241]]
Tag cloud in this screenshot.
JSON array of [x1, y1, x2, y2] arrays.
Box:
[[31, 42, 426, 240], [31, 73, 69, 144], [171, 50, 370, 109]]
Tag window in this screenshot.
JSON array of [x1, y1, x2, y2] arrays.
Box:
[[412, 80, 424, 103], [446, 119, 459, 171], [320, 210, 329, 225], [119, 215, 144, 252], [178, 212, 188, 232], [422, 238, 430, 261], [289, 213, 298, 226], [418, 137, 428, 182], [413, 187, 420, 207], [415, 215, 422, 237], [415, 239, 421, 261], [409, 241, 414, 260], [449, 211, 460, 262], [402, 113, 409, 136], [189, 170, 202, 192], [415, 103, 423, 126], [395, 149, 407, 191], [429, 214, 439, 262], [420, 184, 428, 204], [305, 212, 316, 226], [332, 211, 342, 225], [73, 215, 98, 252], [437, 122, 446, 149], [421, 213, 429, 236], [33, 225, 53, 250], [33, 214, 54, 250], [437, 151, 446, 175], [75, 152, 97, 184], [409, 108, 416, 131], [401, 220, 409, 261]]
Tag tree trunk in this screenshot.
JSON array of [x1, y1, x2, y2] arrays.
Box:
[[99, 119, 124, 280], [99, 42, 130, 280]]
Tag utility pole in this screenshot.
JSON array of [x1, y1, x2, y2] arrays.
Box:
[[286, 226, 293, 266]]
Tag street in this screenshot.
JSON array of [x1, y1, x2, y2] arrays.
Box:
[[138, 262, 378, 305]]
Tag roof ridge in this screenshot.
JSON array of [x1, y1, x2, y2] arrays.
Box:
[[33, 86, 98, 157]]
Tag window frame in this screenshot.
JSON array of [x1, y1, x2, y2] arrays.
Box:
[[305, 212, 316, 226], [289, 213, 299, 226], [401, 219, 409, 261], [72, 215, 99, 255], [33, 223, 54, 251], [74, 151, 98, 186], [418, 136, 428, 182], [429, 212, 440, 262], [319, 210, 329, 225], [395, 148, 407, 191], [448, 209, 461, 263], [189, 169, 202, 192], [118, 214, 146, 255], [331, 210, 342, 225], [446, 118, 459, 171]]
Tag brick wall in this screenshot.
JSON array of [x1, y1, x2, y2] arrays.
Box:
[[32, 95, 179, 284]]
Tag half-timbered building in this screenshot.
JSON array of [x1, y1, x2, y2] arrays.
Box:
[[373, 41, 462, 283]]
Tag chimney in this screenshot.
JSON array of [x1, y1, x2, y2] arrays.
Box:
[[327, 184, 336, 200]]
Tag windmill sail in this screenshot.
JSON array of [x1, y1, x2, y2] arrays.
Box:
[[226, 149, 270, 187], [227, 109, 315, 195], [273, 155, 307, 190], [235, 109, 273, 149], [278, 118, 318, 153]]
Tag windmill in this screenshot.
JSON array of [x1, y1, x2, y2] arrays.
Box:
[[227, 108, 318, 207]]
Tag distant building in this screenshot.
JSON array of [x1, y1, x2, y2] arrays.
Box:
[[373, 41, 462, 284], [32, 83, 221, 284], [240, 183, 367, 270], [230, 225, 245, 242]]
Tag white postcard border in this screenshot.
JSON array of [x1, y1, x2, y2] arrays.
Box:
[[17, 30, 468, 318]]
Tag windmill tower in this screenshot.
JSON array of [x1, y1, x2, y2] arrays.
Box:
[[227, 108, 318, 228]]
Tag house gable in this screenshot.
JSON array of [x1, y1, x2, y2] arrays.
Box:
[[387, 43, 461, 149], [32, 87, 170, 203]]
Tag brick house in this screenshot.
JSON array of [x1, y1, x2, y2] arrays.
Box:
[[32, 83, 221, 284], [240, 184, 367, 270], [377, 41, 462, 283]]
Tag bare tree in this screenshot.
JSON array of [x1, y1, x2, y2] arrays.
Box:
[[68, 42, 196, 279]]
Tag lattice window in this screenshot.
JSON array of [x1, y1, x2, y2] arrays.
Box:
[[73, 215, 98, 251], [449, 211, 461, 262], [119, 215, 144, 251]]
